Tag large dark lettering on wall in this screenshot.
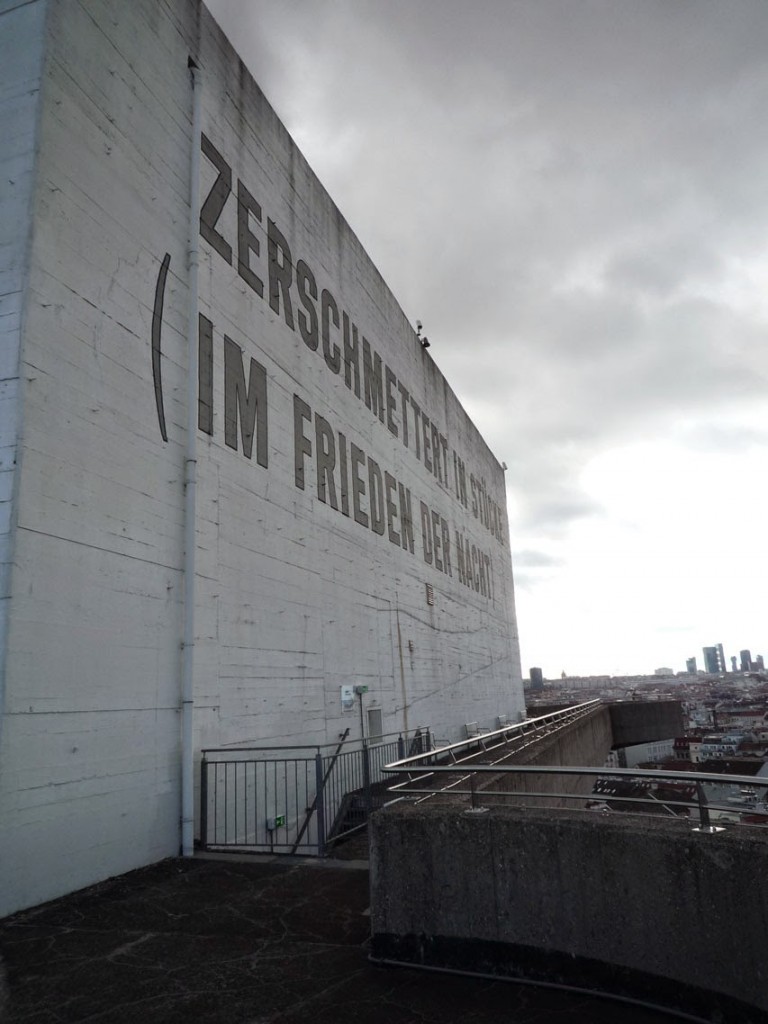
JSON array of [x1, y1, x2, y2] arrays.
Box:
[[193, 135, 508, 588], [420, 502, 451, 576], [350, 443, 368, 528], [385, 367, 398, 438], [297, 260, 318, 350], [368, 459, 385, 536], [315, 414, 338, 510], [224, 335, 268, 466], [291, 394, 417, 556], [151, 252, 171, 442], [145, 137, 504, 605], [200, 134, 232, 264], [362, 339, 384, 423], [237, 180, 264, 297], [177, 308, 494, 595], [321, 289, 341, 374], [198, 313, 214, 435], [293, 395, 312, 489], [268, 219, 295, 330], [343, 314, 360, 397]]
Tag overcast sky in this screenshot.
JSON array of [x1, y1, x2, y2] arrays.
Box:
[[206, 0, 768, 678]]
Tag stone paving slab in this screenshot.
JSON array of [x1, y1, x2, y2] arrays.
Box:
[[0, 856, 673, 1023]]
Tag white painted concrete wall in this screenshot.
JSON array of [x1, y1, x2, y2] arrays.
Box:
[[0, 0, 47, 745], [0, 0, 524, 916], [0, 0, 49, 916]]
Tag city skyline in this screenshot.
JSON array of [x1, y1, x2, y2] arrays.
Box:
[[206, 0, 768, 675], [531, 640, 766, 680]]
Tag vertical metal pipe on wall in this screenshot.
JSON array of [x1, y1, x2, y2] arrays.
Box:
[[181, 60, 202, 858]]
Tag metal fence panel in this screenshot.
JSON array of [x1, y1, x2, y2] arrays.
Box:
[[201, 757, 319, 852], [199, 729, 427, 855]]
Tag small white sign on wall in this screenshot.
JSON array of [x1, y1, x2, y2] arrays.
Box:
[[340, 685, 355, 712]]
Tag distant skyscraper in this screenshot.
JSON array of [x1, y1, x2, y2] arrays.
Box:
[[730, 656, 738, 672], [703, 646, 725, 674], [529, 667, 544, 690], [756, 655, 765, 671], [740, 649, 752, 672], [686, 657, 697, 675]]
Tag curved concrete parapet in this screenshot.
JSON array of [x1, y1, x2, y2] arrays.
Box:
[[370, 803, 768, 1022]]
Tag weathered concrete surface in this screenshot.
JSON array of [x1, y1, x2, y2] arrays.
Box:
[[511, 704, 613, 804], [467, 705, 614, 807], [370, 803, 768, 1022], [0, 856, 672, 1024], [516, 705, 613, 767], [520, 704, 612, 765], [0, 0, 46, 717], [526, 699, 685, 753], [609, 701, 684, 748]]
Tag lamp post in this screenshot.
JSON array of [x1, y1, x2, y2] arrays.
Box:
[[354, 684, 369, 742]]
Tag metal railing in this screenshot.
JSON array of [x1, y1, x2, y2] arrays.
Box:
[[385, 699, 602, 778], [198, 701, 609, 855], [382, 760, 768, 832], [199, 727, 432, 855]]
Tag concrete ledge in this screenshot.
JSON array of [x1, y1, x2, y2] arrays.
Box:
[[370, 803, 768, 1021]]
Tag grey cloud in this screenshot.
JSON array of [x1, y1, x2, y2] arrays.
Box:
[[509, 546, 565, 595], [680, 422, 768, 454], [604, 243, 726, 299], [512, 549, 564, 569], [512, 482, 604, 534]]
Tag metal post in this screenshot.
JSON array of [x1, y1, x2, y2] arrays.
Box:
[[464, 772, 489, 816], [199, 756, 208, 851], [397, 735, 405, 760], [362, 740, 372, 816], [692, 781, 725, 834], [697, 781, 710, 830], [315, 753, 326, 856]]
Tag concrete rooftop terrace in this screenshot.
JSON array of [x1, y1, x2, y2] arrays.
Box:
[[0, 851, 678, 1023]]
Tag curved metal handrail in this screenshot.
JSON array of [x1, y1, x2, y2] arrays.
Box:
[[382, 760, 768, 831]]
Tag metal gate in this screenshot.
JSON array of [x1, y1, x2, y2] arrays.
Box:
[[199, 728, 432, 855]]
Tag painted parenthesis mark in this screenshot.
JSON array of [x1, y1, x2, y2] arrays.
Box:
[[152, 253, 171, 442]]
